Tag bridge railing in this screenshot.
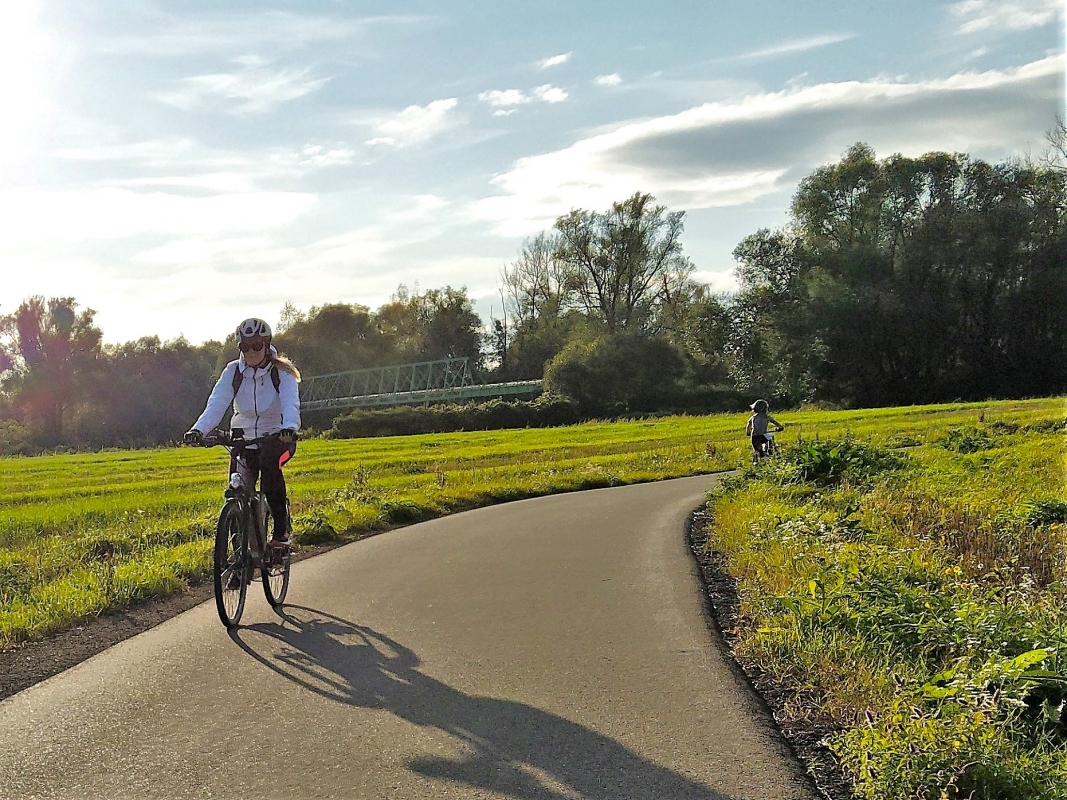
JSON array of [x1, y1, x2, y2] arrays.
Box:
[[299, 357, 542, 412]]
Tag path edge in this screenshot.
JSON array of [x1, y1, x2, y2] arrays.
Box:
[[686, 504, 857, 800]]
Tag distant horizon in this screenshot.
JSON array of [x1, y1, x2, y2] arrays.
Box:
[[0, 0, 1062, 345]]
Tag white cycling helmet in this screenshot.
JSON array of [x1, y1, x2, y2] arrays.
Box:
[[234, 318, 272, 345]]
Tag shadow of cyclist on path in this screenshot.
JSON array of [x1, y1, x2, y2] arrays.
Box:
[[230, 605, 736, 800]]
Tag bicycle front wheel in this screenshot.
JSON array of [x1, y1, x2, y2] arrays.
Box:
[[214, 502, 249, 628], [261, 514, 290, 608]]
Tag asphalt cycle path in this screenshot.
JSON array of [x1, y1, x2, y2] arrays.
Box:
[[0, 475, 815, 800]]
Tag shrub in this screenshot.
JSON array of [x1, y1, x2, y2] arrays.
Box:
[[941, 426, 994, 453], [776, 435, 906, 486], [0, 419, 32, 456], [327, 395, 580, 439], [1022, 498, 1067, 528], [543, 333, 689, 416]]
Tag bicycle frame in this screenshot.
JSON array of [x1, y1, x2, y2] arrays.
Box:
[[214, 432, 276, 569], [222, 484, 268, 568]]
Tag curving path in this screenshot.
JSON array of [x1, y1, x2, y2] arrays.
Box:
[[0, 475, 814, 799]]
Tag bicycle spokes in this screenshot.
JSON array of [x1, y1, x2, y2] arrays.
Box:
[[214, 504, 249, 627]]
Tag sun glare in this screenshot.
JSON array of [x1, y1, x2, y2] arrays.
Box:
[[0, 1, 56, 175]]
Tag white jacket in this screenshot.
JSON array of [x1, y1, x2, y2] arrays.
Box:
[[193, 353, 301, 439]]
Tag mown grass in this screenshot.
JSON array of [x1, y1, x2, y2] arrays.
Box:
[[0, 415, 747, 648], [702, 396, 1067, 799]]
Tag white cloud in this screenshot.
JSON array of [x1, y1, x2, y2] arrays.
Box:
[[34, 226, 403, 344], [55, 138, 201, 162], [692, 269, 740, 294], [114, 173, 262, 192], [950, 0, 1063, 34], [0, 187, 316, 244], [476, 167, 784, 237], [533, 85, 568, 103], [478, 89, 532, 107], [538, 52, 571, 69], [720, 33, 855, 62], [478, 86, 567, 112], [232, 54, 270, 68], [298, 145, 355, 167], [130, 193, 453, 280], [102, 12, 435, 56], [474, 56, 1063, 236], [388, 194, 451, 222], [55, 136, 348, 190], [157, 60, 328, 114], [365, 98, 460, 146], [594, 74, 622, 86], [133, 227, 396, 275], [103, 224, 505, 344], [412, 194, 448, 212]]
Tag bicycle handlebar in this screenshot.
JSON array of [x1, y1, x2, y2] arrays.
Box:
[[197, 431, 296, 448]]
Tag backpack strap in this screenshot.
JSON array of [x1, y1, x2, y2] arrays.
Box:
[[231, 363, 244, 397], [230, 362, 281, 399]]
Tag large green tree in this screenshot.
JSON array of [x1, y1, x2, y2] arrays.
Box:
[[375, 285, 484, 366], [274, 303, 385, 377], [276, 286, 485, 379], [554, 192, 694, 333], [726, 143, 1067, 406], [0, 296, 103, 443]]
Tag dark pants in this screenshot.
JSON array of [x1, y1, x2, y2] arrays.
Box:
[[230, 438, 296, 537], [751, 434, 769, 454]]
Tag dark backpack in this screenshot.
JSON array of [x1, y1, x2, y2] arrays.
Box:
[[231, 362, 281, 398]]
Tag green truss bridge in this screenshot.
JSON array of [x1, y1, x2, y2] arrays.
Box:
[[299, 357, 542, 412]]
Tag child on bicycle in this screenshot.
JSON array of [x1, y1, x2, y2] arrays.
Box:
[[746, 399, 783, 460], [184, 318, 301, 549]]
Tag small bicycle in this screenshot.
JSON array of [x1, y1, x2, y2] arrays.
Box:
[[751, 430, 781, 466], [197, 429, 293, 628]]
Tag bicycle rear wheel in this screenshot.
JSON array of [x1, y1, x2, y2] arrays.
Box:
[[261, 513, 290, 608], [214, 502, 249, 628]]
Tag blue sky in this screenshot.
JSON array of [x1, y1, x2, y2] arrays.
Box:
[[0, 0, 1063, 344]]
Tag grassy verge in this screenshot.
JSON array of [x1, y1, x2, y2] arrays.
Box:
[[701, 397, 1067, 798]]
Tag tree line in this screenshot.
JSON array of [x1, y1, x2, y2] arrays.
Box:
[[497, 143, 1067, 414], [1, 141, 1064, 452], [0, 287, 485, 452]]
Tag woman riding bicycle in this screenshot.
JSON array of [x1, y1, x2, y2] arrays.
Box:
[[746, 398, 783, 460], [184, 318, 301, 549]]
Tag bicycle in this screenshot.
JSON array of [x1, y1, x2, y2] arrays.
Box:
[[751, 429, 782, 466], [196, 429, 293, 628]]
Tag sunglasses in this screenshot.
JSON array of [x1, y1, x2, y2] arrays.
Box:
[[239, 340, 266, 353]]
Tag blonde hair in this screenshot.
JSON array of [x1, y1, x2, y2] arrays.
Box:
[[272, 352, 301, 383]]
